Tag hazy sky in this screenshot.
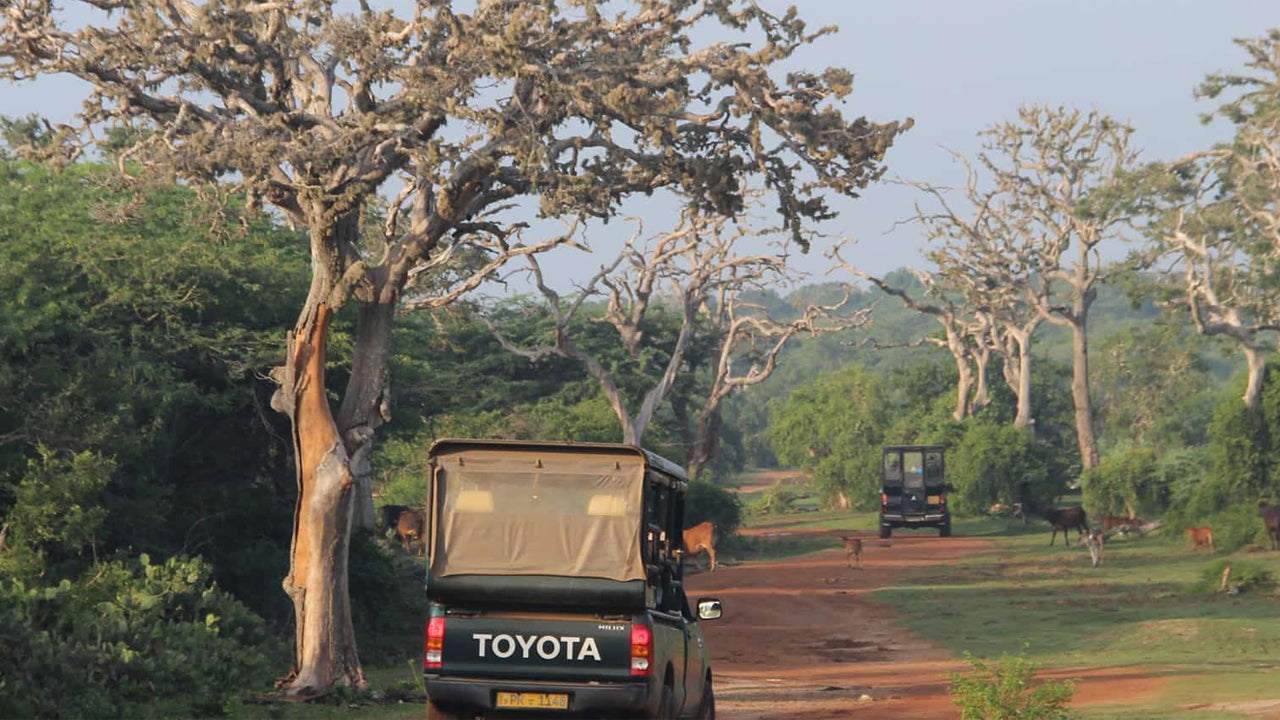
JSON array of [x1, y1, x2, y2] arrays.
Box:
[[2, 1, 1276, 288]]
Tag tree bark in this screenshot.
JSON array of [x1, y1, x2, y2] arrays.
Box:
[[947, 324, 974, 422], [1013, 331, 1034, 431], [686, 408, 722, 482], [272, 216, 366, 695], [1069, 315, 1100, 469], [336, 280, 396, 531], [1243, 345, 1266, 415], [972, 343, 991, 410]]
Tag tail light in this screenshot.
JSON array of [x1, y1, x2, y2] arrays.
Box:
[[881, 493, 888, 507], [630, 623, 652, 676], [424, 616, 445, 670], [939, 494, 947, 506]]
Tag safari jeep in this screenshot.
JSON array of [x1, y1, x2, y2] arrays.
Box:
[[422, 439, 722, 719], [878, 444, 951, 538]]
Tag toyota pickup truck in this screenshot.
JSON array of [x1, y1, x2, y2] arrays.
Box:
[[422, 439, 722, 719]]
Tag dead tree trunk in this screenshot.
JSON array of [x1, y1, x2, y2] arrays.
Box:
[[1011, 328, 1035, 431], [271, 218, 366, 696]]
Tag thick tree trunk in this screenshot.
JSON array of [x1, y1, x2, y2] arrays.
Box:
[[276, 304, 365, 694], [1013, 333, 1034, 431], [1243, 345, 1266, 415], [953, 354, 973, 422], [336, 289, 396, 530], [271, 215, 366, 695], [687, 409, 722, 482], [972, 345, 991, 410], [1069, 318, 1100, 470]]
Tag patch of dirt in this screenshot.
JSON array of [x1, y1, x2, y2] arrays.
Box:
[[1184, 698, 1280, 719], [684, 530, 1172, 719]]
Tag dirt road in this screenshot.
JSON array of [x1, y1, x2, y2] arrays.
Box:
[[683, 530, 1165, 720]]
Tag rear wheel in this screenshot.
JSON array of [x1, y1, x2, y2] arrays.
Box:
[[879, 525, 892, 539], [939, 522, 951, 537], [659, 684, 676, 720]]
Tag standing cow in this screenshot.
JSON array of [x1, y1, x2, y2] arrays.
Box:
[[1044, 507, 1089, 546], [379, 504, 427, 555], [1259, 501, 1280, 551], [683, 521, 718, 572]]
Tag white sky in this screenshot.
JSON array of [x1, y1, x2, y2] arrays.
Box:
[[2, 0, 1275, 292]]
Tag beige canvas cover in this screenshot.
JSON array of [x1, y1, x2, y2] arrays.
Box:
[[431, 448, 646, 582]]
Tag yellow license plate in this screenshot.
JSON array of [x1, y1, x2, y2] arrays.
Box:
[[927, 495, 941, 504], [495, 692, 570, 710]]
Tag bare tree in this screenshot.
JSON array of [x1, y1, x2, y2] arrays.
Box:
[[832, 248, 979, 421], [909, 163, 1048, 431], [490, 210, 866, 466], [2, 0, 908, 694], [685, 269, 869, 481], [1137, 31, 1280, 413], [973, 106, 1136, 468]]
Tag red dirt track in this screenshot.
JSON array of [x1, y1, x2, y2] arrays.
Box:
[[683, 530, 1167, 719]]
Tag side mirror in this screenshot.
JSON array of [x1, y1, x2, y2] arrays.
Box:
[[696, 598, 723, 621]]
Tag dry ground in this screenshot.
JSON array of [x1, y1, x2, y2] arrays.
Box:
[[685, 527, 1270, 720]]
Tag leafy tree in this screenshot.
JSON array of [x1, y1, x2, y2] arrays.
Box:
[[769, 366, 887, 508], [1092, 324, 1211, 447], [948, 420, 1067, 515], [2, 0, 909, 691]]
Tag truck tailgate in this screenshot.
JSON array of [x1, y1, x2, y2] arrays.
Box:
[[440, 614, 634, 681]]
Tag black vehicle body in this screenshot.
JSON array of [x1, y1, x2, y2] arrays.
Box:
[[422, 439, 720, 719], [879, 445, 950, 538]]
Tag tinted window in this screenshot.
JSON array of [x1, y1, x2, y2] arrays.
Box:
[[903, 451, 925, 489], [883, 452, 902, 484]]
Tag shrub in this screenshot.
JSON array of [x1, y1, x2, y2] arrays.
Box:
[[1195, 558, 1275, 595], [1080, 445, 1166, 517], [948, 422, 1067, 516], [0, 555, 277, 719], [348, 529, 429, 665], [1168, 502, 1267, 554], [949, 651, 1076, 720], [684, 480, 743, 535]]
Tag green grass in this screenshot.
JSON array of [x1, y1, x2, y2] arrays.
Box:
[[863, 525, 1280, 716]]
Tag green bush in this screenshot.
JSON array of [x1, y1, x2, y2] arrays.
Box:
[[348, 529, 429, 665], [1080, 445, 1166, 517], [0, 555, 277, 719], [684, 480, 743, 534], [1168, 502, 1267, 554], [1195, 558, 1275, 595], [949, 651, 1076, 720], [948, 421, 1067, 516]]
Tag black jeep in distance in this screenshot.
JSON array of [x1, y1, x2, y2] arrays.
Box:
[[879, 445, 950, 538], [421, 439, 721, 719]]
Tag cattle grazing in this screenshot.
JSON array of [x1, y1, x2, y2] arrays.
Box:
[[379, 504, 427, 555], [1259, 501, 1280, 551], [1083, 530, 1105, 567], [841, 536, 863, 569], [1185, 526, 1215, 553], [1043, 507, 1089, 546], [683, 521, 718, 572], [1101, 514, 1144, 536]]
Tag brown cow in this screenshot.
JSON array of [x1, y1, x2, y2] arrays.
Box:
[[841, 536, 863, 569], [1185, 526, 1215, 553], [379, 504, 426, 555], [683, 521, 718, 572], [1044, 507, 1089, 546], [1259, 501, 1280, 551]]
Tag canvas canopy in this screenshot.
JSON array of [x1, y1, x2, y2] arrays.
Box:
[[430, 448, 646, 582]]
